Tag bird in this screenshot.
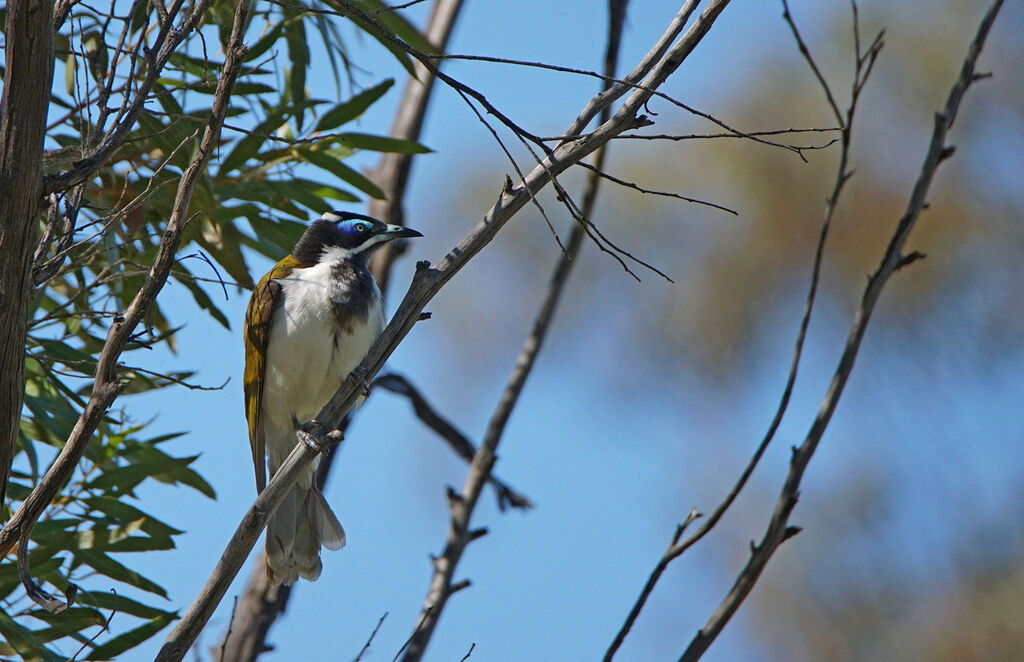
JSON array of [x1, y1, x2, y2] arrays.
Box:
[[244, 210, 422, 584]]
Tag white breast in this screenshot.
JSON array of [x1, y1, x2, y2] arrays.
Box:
[[261, 258, 384, 440]]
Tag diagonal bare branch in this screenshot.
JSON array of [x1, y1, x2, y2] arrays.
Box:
[[213, 2, 468, 659], [605, 5, 884, 656], [398, 0, 631, 658], [678, 2, 1004, 659], [158, 2, 737, 659], [0, 0, 253, 571], [374, 373, 534, 511]]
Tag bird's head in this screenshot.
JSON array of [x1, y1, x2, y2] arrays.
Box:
[[292, 210, 422, 266]]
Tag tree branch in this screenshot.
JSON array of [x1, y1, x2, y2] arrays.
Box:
[[605, 2, 883, 655], [373, 373, 534, 511], [212, 3, 468, 659], [398, 0, 632, 654], [159, 1, 737, 658], [0, 0, 252, 570], [0, 0, 55, 509], [678, 2, 1004, 659]]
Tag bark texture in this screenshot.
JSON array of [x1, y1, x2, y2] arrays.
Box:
[[0, 0, 55, 506]]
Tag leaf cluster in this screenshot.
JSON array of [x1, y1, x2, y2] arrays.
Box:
[[5, 0, 430, 656]]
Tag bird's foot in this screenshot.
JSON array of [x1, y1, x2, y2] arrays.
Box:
[[351, 367, 372, 397]]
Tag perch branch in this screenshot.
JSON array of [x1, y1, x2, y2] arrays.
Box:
[[160, 1, 737, 659]]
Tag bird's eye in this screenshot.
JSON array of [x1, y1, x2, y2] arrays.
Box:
[[354, 223, 367, 233]]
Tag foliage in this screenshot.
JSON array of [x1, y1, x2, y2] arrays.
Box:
[[2, 0, 427, 656]]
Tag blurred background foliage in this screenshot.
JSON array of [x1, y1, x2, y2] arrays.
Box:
[[405, 1, 1024, 659], [3, 0, 427, 656]]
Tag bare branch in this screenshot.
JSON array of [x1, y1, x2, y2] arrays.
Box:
[[353, 613, 389, 662], [399, 1, 631, 658], [161, 2, 737, 659], [575, 161, 738, 215], [374, 373, 534, 511], [0, 0, 253, 572], [606, 3, 881, 654], [677, 2, 1004, 659], [213, 2, 469, 659]]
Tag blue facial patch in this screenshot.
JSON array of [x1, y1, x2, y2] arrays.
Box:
[[338, 219, 372, 237]]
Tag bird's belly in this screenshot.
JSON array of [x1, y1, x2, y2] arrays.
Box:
[[262, 283, 383, 426]]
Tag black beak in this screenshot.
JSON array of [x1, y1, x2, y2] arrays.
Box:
[[383, 224, 423, 239]]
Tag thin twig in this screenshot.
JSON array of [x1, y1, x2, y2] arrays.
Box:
[[68, 591, 118, 661], [678, 2, 1003, 659], [605, 4, 883, 656], [575, 161, 738, 215], [353, 612, 388, 662], [159, 2, 736, 658], [399, 1, 631, 658], [218, 597, 239, 661], [431, 52, 822, 158], [373, 373, 534, 511], [212, 3, 469, 660], [123, 365, 230, 391]]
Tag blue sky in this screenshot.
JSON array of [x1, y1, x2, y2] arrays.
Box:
[[81, 0, 1024, 660]]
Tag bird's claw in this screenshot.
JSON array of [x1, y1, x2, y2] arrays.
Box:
[[351, 368, 371, 397]]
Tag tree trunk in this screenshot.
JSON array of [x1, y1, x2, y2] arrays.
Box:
[[0, 0, 55, 506]]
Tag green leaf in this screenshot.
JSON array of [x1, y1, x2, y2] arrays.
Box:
[[336, 132, 431, 154], [246, 214, 307, 259], [172, 270, 231, 329], [86, 455, 199, 494], [85, 612, 175, 660], [334, 0, 437, 77], [314, 79, 394, 132], [104, 535, 176, 553], [219, 179, 309, 219], [119, 444, 217, 498], [192, 217, 254, 289], [18, 429, 40, 485], [309, 182, 360, 203], [28, 607, 108, 643], [78, 590, 177, 620], [158, 461, 216, 498], [23, 393, 79, 446], [73, 519, 146, 551], [218, 106, 288, 175], [74, 550, 168, 598], [65, 53, 76, 95], [348, 0, 438, 55], [0, 556, 65, 584], [244, 22, 285, 63], [278, 179, 333, 214], [227, 81, 277, 95], [0, 610, 64, 661], [298, 147, 384, 199], [33, 337, 97, 372], [285, 17, 309, 131], [82, 496, 184, 540]]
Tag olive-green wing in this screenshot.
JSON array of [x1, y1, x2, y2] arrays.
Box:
[[244, 260, 292, 493]]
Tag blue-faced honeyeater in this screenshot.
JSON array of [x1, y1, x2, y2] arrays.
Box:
[[244, 210, 421, 584]]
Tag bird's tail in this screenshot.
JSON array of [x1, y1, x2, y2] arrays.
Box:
[[265, 483, 345, 585]]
